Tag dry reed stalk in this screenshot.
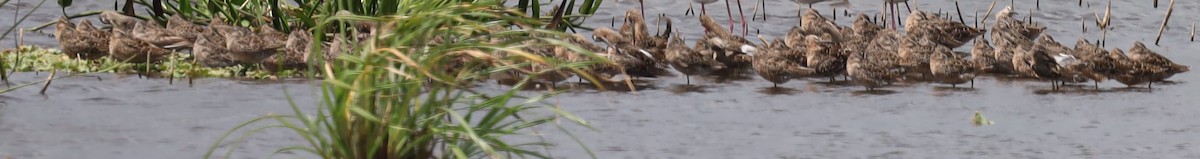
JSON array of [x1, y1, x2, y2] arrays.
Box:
[[1191, 21, 1195, 41], [1154, 0, 1175, 45], [1097, 0, 1111, 47], [980, 0, 998, 26], [40, 68, 56, 94]]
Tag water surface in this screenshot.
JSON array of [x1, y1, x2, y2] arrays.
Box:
[[3, 0, 1200, 158]]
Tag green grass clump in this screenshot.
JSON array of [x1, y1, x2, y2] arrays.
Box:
[[202, 0, 605, 158]]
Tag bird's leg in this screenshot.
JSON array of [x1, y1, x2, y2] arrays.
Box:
[[737, 0, 747, 37], [761, 0, 767, 20], [725, 0, 736, 33], [892, 3, 901, 30], [640, 0, 646, 20], [798, 5, 804, 24], [1094, 81, 1099, 89], [904, 1, 912, 13], [686, 75, 692, 85]]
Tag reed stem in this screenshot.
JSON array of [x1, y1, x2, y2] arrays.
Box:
[[1191, 21, 1196, 41], [980, 0, 998, 26], [1154, 0, 1174, 45], [39, 68, 55, 95]]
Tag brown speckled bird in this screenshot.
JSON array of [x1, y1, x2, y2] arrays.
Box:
[[56, 18, 110, 60]]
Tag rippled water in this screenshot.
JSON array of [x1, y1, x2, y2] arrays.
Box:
[[3, 0, 1200, 158]]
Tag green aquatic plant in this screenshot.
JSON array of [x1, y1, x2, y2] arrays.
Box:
[[0, 46, 296, 79], [204, 0, 602, 159]]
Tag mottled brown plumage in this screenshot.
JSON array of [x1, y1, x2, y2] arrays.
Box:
[[99, 11, 142, 31], [108, 28, 172, 63], [898, 32, 942, 78], [1110, 48, 1169, 88], [166, 15, 205, 42], [971, 38, 998, 73], [803, 35, 846, 82], [905, 10, 984, 48], [698, 13, 754, 68], [593, 28, 667, 78], [848, 30, 906, 90], [930, 47, 979, 87], [260, 30, 313, 72], [1071, 39, 1117, 88], [665, 32, 724, 84], [799, 9, 843, 42], [753, 35, 816, 87], [224, 25, 287, 64], [56, 18, 110, 60], [1127, 41, 1189, 81], [131, 20, 192, 49]]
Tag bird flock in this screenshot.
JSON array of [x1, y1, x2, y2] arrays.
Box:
[[50, 6, 1189, 91], [552, 5, 1188, 91], [55, 11, 326, 74]]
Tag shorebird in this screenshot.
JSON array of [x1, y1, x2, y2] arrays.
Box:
[[848, 29, 906, 90], [166, 15, 204, 43], [130, 20, 192, 49], [665, 31, 725, 85], [192, 29, 237, 68], [991, 6, 1045, 44], [1109, 48, 1169, 88], [803, 34, 847, 82], [224, 25, 287, 64], [1011, 41, 1063, 89], [905, 10, 985, 48], [1071, 39, 1118, 89], [260, 30, 313, 72], [898, 31, 943, 79], [593, 27, 667, 78], [698, 13, 755, 68], [990, 6, 1042, 76], [108, 24, 172, 63], [752, 35, 815, 88], [846, 14, 884, 51], [1037, 34, 1087, 83], [1127, 41, 1190, 83], [56, 18, 110, 60], [970, 38, 998, 73], [98, 10, 141, 31], [929, 46, 979, 88], [798, 9, 844, 42]]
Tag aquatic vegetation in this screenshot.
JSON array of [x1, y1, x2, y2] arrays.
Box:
[[0, 46, 295, 79], [198, 0, 603, 158]]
